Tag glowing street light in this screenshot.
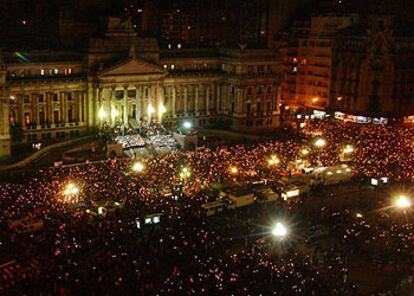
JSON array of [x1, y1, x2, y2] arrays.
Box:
[[343, 144, 355, 154], [314, 138, 327, 148], [229, 166, 239, 175], [272, 222, 288, 238], [183, 121, 192, 129], [132, 161, 144, 173], [63, 183, 79, 196], [268, 155, 280, 166], [62, 182, 80, 204], [395, 195, 412, 209], [179, 167, 191, 179]]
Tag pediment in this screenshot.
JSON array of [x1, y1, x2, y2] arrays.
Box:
[[99, 58, 167, 77]]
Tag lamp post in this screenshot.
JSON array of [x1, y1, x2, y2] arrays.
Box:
[[272, 222, 288, 240], [132, 161, 144, 173]]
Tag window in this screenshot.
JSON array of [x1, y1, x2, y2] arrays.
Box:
[[53, 68, 59, 75], [24, 113, 31, 126], [128, 90, 136, 98], [24, 95, 30, 104], [67, 93, 72, 100], [257, 103, 261, 113], [53, 94, 58, 101], [257, 65, 264, 73], [68, 109, 73, 123], [40, 69, 45, 76], [38, 94, 44, 102], [53, 111, 59, 124], [115, 90, 124, 100], [247, 66, 254, 73], [171, 64, 175, 70], [39, 111, 45, 124]]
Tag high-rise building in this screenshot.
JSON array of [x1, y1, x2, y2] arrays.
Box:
[[279, 0, 414, 117]]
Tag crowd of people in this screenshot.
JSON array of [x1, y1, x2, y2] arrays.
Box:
[[1, 119, 414, 295]]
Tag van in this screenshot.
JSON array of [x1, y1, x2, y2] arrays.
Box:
[[201, 201, 224, 216]]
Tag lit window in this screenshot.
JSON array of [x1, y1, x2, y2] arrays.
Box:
[[168, 44, 172, 49], [177, 43, 182, 49], [40, 69, 45, 75], [171, 65, 175, 70], [54, 68, 59, 75], [163, 65, 168, 69], [137, 9, 143, 13]]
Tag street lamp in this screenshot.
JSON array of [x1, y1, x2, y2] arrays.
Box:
[[179, 167, 191, 179], [268, 155, 280, 166], [183, 121, 192, 130], [62, 182, 80, 203], [314, 138, 326, 148], [272, 222, 288, 238], [229, 166, 239, 175], [395, 195, 411, 209], [300, 148, 310, 156], [343, 144, 354, 154], [132, 161, 144, 173]]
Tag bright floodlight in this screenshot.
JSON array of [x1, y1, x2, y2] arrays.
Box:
[[229, 166, 238, 174], [343, 145, 354, 154], [132, 162, 144, 173], [272, 222, 287, 238], [183, 121, 192, 129], [268, 155, 280, 166], [180, 167, 191, 179], [395, 196, 411, 209], [63, 183, 79, 196], [314, 138, 326, 148], [301, 148, 310, 156], [98, 107, 107, 120]]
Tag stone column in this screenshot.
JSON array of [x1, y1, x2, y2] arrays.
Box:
[[216, 84, 221, 112], [123, 86, 128, 126], [135, 85, 140, 121], [89, 86, 97, 127], [32, 93, 39, 127], [0, 98, 11, 158], [206, 85, 210, 114], [110, 87, 115, 127], [77, 91, 82, 123], [183, 85, 188, 115], [195, 85, 199, 115], [172, 85, 176, 117]]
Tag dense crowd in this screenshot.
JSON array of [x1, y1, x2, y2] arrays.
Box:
[[1, 119, 414, 295]]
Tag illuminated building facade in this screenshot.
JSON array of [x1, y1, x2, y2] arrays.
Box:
[[0, 17, 281, 158]]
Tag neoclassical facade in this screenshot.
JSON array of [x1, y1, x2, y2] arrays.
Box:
[[0, 17, 281, 158]]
